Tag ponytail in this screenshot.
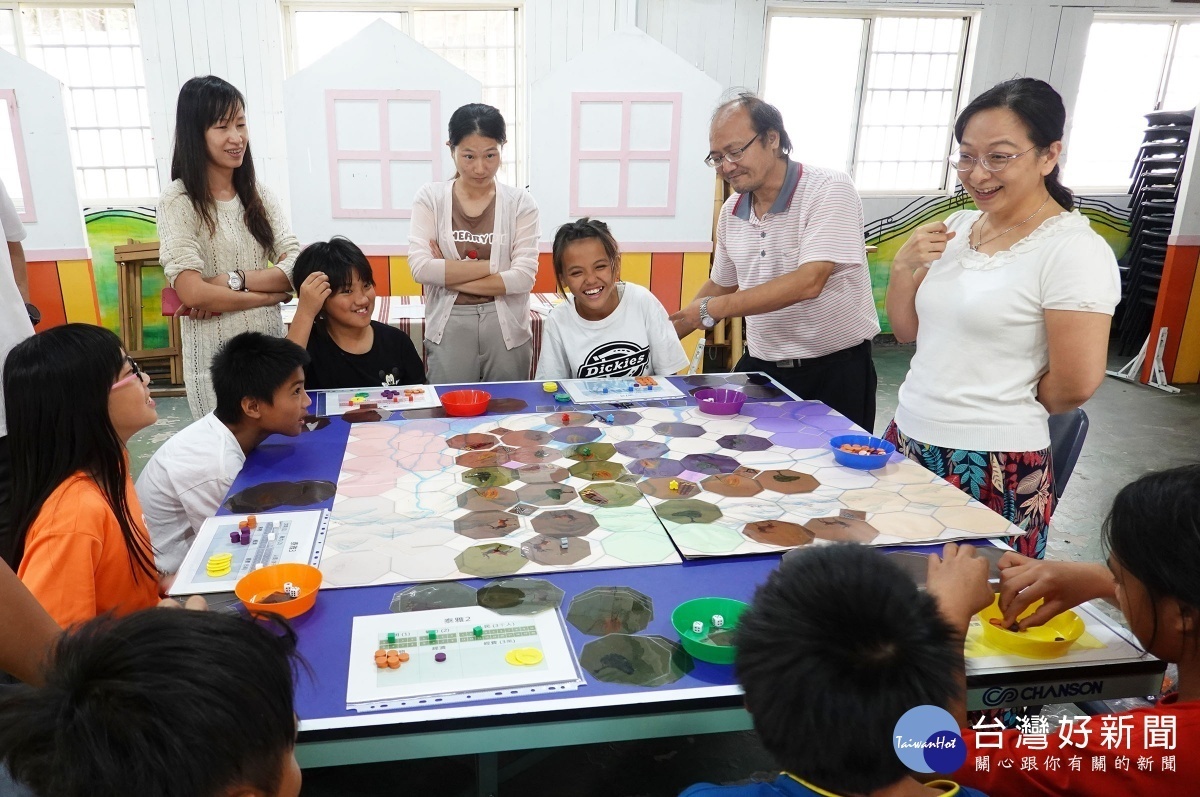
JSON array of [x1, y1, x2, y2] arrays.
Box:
[[1044, 165, 1074, 211]]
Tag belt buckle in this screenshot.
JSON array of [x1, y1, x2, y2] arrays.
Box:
[[777, 358, 798, 369]]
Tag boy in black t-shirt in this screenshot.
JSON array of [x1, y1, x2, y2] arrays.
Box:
[[287, 237, 425, 389]]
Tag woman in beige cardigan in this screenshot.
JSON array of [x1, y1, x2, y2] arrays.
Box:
[[157, 76, 298, 418], [408, 104, 541, 385]]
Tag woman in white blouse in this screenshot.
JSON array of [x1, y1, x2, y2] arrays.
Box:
[[408, 104, 540, 384], [157, 76, 298, 418]]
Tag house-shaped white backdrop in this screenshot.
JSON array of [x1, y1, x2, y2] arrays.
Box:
[[283, 20, 481, 248], [0, 48, 89, 257], [530, 27, 722, 249]]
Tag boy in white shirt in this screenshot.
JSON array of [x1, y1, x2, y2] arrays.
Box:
[[137, 332, 311, 578]]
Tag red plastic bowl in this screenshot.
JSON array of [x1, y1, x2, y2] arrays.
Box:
[[441, 389, 491, 417], [695, 388, 747, 416]]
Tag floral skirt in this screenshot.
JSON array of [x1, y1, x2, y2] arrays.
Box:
[[883, 421, 1056, 559]]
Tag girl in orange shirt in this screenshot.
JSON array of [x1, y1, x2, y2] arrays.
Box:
[[4, 324, 161, 627]]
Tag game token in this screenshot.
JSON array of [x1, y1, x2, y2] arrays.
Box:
[[606, 414, 614, 424], [229, 531, 240, 543], [387, 658, 401, 669], [559, 537, 569, 549], [579, 446, 591, 457], [473, 625, 484, 638], [712, 614, 725, 628], [427, 630, 437, 641], [239, 530, 251, 545], [397, 651, 410, 662], [561, 413, 570, 424], [267, 532, 276, 542], [542, 382, 557, 393], [515, 648, 543, 665], [388, 632, 396, 644], [692, 621, 704, 634], [554, 392, 571, 403], [247, 515, 257, 529], [238, 520, 249, 531], [375, 657, 388, 669], [434, 652, 447, 663], [386, 649, 399, 661], [669, 479, 679, 491]]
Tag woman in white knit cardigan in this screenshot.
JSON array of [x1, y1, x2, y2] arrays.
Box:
[[408, 104, 541, 384], [157, 76, 298, 418]]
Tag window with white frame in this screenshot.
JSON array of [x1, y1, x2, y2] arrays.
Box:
[[283, 4, 522, 186], [1068, 17, 1200, 190], [762, 11, 970, 193], [6, 5, 155, 203]]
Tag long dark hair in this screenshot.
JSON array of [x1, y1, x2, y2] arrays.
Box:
[[170, 75, 276, 254], [551, 218, 621, 295], [954, 77, 1074, 210], [448, 103, 507, 148], [1103, 464, 1200, 651], [2, 324, 156, 581]]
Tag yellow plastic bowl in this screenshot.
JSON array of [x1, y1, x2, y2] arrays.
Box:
[[234, 563, 322, 619], [979, 593, 1084, 659]]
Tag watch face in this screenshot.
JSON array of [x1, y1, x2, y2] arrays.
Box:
[[701, 316, 716, 329], [228, 272, 243, 291]]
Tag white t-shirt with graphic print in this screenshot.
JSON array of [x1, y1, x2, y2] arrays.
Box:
[[535, 282, 689, 381]]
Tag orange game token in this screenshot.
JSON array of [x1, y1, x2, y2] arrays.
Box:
[[247, 515, 257, 529], [387, 658, 401, 669], [397, 651, 410, 662], [374, 648, 387, 658], [386, 650, 400, 661]]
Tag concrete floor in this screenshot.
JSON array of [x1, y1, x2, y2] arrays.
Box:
[[128, 343, 1200, 797]]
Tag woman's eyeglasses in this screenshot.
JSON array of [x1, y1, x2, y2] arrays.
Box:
[[110, 356, 146, 391], [948, 145, 1037, 173]]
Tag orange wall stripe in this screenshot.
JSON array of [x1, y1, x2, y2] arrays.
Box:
[[28, 261, 67, 330], [533, 252, 558, 294], [57, 260, 102, 324], [649, 252, 684, 313], [1141, 244, 1200, 383], [366, 255, 390, 296], [388, 256, 421, 296]]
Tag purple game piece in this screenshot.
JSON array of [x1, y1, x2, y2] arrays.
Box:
[[239, 530, 251, 545], [434, 652, 447, 663], [229, 531, 240, 543]]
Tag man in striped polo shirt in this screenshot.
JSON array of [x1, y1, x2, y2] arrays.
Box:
[[672, 93, 881, 432]]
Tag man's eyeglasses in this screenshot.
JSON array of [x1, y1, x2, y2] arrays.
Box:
[[948, 145, 1037, 173], [110, 356, 145, 391], [705, 134, 760, 168]]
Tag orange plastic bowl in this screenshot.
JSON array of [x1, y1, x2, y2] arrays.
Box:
[[234, 563, 322, 619], [441, 389, 491, 417]]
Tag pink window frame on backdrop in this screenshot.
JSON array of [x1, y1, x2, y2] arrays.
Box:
[[1, 90, 37, 223], [569, 92, 682, 217], [326, 89, 442, 219]]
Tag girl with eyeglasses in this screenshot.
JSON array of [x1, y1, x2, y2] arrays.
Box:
[[883, 78, 1120, 560], [3, 324, 162, 627]]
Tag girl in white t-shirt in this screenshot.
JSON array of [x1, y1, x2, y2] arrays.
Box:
[[535, 218, 688, 381]]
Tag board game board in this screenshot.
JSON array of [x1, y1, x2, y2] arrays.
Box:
[[346, 606, 581, 711], [560, 375, 686, 404], [317, 401, 1012, 588], [169, 509, 329, 596], [326, 385, 440, 415]]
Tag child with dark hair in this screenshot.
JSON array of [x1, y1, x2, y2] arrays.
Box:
[[286, 236, 425, 389], [535, 218, 687, 381], [136, 332, 311, 577], [681, 543, 993, 797], [958, 464, 1200, 795], [4, 324, 162, 627], [0, 608, 303, 797]]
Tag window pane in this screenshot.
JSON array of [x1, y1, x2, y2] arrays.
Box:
[[1067, 21, 1173, 189], [292, 11, 404, 71], [854, 15, 966, 192], [763, 15, 865, 173], [1, 98, 27, 213], [20, 6, 157, 201], [0, 9, 16, 55], [1163, 23, 1200, 112]]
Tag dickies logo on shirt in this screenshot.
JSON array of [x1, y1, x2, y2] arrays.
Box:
[[578, 342, 650, 379]]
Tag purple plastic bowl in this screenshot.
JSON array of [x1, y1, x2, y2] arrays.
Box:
[[695, 388, 747, 416]]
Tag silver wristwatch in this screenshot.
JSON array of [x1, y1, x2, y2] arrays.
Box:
[[699, 297, 717, 329], [227, 270, 245, 292]]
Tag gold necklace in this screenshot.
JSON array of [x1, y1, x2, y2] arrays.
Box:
[[971, 194, 1052, 251]]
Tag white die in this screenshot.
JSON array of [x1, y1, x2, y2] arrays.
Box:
[[711, 614, 725, 628]]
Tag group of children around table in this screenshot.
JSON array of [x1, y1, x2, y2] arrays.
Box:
[[0, 185, 1196, 797]]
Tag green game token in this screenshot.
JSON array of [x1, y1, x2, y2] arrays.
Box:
[[427, 630, 437, 641], [387, 632, 396, 644], [473, 625, 484, 638], [579, 446, 591, 457], [554, 392, 571, 403]]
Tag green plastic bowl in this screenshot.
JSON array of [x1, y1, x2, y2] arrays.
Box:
[[670, 597, 750, 664]]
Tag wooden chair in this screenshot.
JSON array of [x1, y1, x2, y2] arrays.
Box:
[[113, 240, 184, 394]]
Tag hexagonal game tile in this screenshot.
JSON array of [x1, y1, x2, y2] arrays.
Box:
[[531, 509, 599, 537], [578, 481, 642, 507], [755, 469, 819, 494], [455, 543, 528, 578], [515, 483, 578, 506], [551, 426, 603, 445], [701, 473, 763, 498], [681, 453, 741, 476], [614, 440, 669, 460], [509, 446, 563, 465], [600, 410, 642, 426], [668, 524, 746, 554], [446, 433, 498, 451], [476, 577, 565, 615], [546, 412, 592, 427], [567, 586, 653, 635], [569, 460, 626, 482], [456, 486, 519, 511], [455, 447, 518, 469], [390, 582, 478, 613], [655, 499, 722, 525], [639, 477, 700, 499], [869, 512, 947, 540], [626, 457, 685, 479], [320, 550, 394, 586], [652, 422, 705, 438], [461, 466, 518, 488], [803, 516, 880, 543], [453, 510, 522, 539], [515, 464, 570, 484], [875, 460, 940, 485], [502, 429, 553, 447], [840, 488, 910, 513], [899, 483, 972, 507], [567, 442, 616, 462], [741, 402, 787, 418], [520, 534, 592, 566], [742, 520, 815, 547], [932, 505, 1013, 536], [602, 531, 679, 564], [716, 433, 773, 452]]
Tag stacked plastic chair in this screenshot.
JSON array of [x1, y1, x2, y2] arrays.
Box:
[[1117, 109, 1193, 356]]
